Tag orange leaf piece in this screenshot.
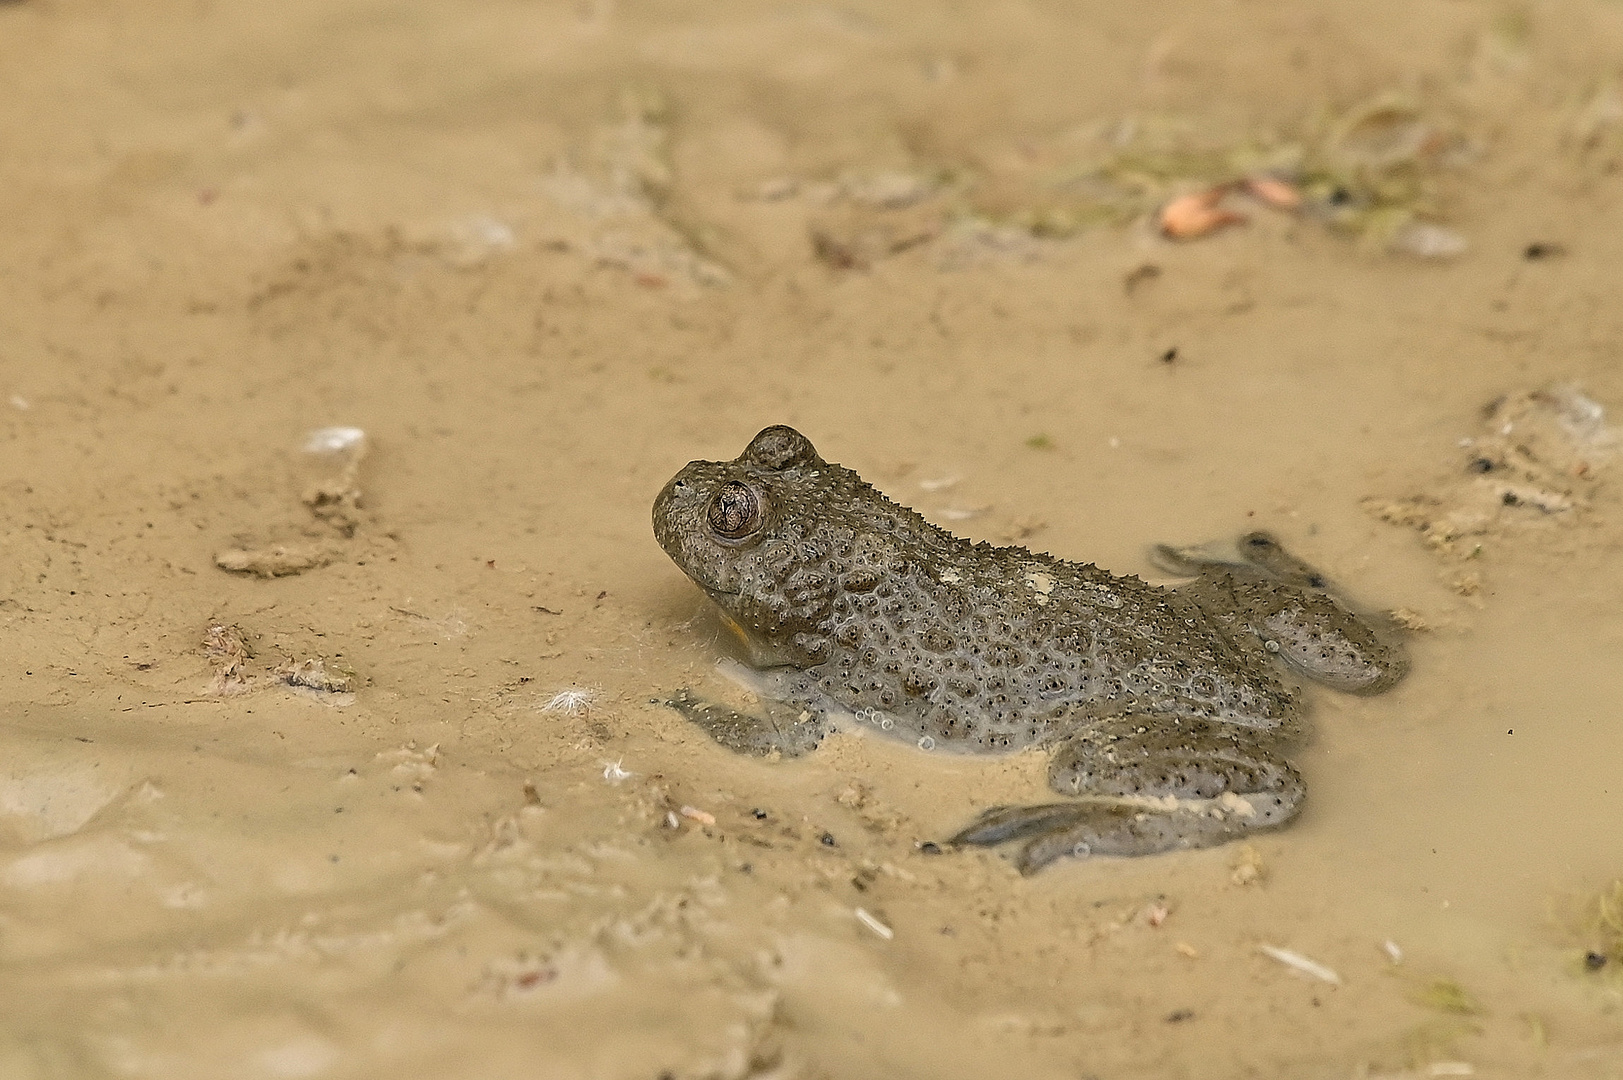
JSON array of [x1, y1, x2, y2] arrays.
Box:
[[1159, 188, 1247, 239], [1243, 174, 1303, 211]]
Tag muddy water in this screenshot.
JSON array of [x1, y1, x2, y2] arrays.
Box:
[[2, 1, 1622, 1077]]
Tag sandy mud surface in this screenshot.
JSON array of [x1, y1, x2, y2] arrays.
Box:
[[2, 1, 1622, 1077]]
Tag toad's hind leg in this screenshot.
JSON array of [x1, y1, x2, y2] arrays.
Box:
[[1154, 530, 1409, 695], [950, 717, 1303, 874]]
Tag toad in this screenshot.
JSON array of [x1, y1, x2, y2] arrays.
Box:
[[653, 425, 1406, 873]]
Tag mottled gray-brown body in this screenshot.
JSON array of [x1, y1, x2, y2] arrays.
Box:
[[653, 425, 1407, 872]]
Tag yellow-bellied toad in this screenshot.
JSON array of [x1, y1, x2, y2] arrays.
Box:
[[652, 425, 1407, 873]]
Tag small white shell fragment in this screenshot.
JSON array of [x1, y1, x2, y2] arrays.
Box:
[[1427, 1063, 1474, 1077], [303, 426, 367, 455], [1383, 939, 1404, 963], [918, 475, 960, 492], [854, 907, 894, 940], [1257, 943, 1342, 985], [601, 759, 634, 783]]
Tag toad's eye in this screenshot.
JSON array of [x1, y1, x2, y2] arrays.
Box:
[[706, 481, 761, 540]]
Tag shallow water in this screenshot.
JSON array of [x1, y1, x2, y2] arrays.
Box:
[[2, 1, 1622, 1077]]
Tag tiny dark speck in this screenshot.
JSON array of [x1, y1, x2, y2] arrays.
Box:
[[1160, 347, 1179, 364], [820, 832, 837, 847], [752, 808, 768, 820], [329, 854, 340, 863], [918, 840, 943, 855], [1468, 457, 1495, 473], [1502, 491, 1520, 506], [1165, 1009, 1194, 1023], [1585, 951, 1607, 971]]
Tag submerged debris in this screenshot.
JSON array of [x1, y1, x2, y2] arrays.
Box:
[[202, 623, 254, 696], [1556, 878, 1623, 977], [301, 425, 369, 536], [974, 94, 1469, 252], [678, 805, 716, 827], [214, 427, 370, 576], [1158, 187, 1246, 239], [202, 622, 354, 703], [1258, 943, 1342, 985], [1243, 174, 1302, 210], [1230, 843, 1267, 886], [214, 542, 337, 578], [1391, 222, 1468, 259], [854, 907, 894, 940], [541, 687, 601, 716], [810, 200, 944, 269], [276, 658, 355, 701], [1409, 977, 1482, 1015], [1365, 384, 1618, 559], [538, 87, 731, 288]]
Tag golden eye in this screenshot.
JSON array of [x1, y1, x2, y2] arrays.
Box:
[[706, 481, 761, 539]]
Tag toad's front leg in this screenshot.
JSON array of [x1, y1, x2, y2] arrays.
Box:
[[665, 688, 830, 758]]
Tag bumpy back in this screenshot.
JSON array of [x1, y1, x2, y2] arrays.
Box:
[[654, 426, 1297, 750]]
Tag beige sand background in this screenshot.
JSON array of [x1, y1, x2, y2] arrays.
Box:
[[2, 1, 1622, 1077]]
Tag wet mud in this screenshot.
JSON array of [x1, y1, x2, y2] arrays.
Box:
[[2, 1, 1622, 1077]]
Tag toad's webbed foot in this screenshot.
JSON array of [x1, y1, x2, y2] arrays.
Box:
[[949, 716, 1304, 874], [1153, 530, 1409, 695], [665, 689, 829, 758]]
